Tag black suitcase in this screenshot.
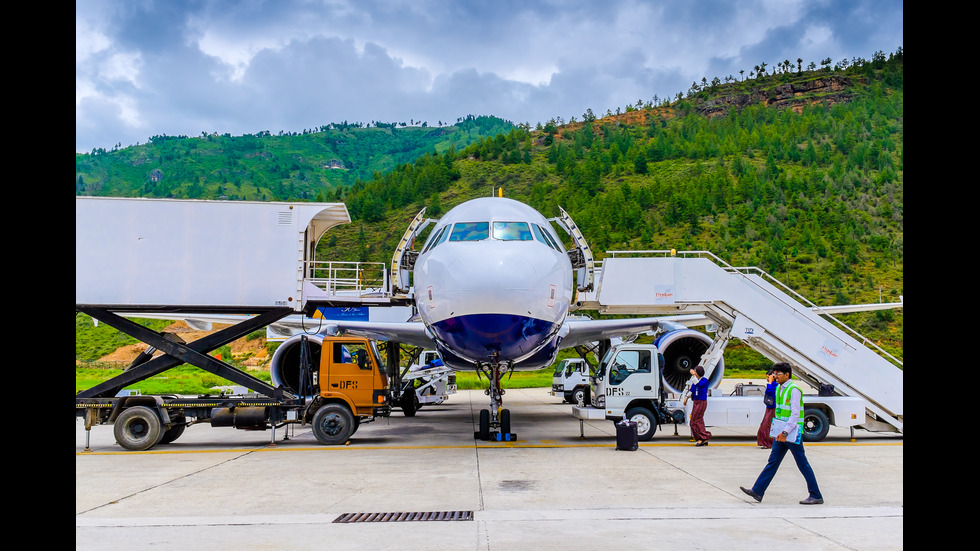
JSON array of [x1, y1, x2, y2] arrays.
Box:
[[616, 420, 638, 451]]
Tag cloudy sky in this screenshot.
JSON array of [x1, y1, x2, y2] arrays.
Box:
[[76, 0, 903, 154]]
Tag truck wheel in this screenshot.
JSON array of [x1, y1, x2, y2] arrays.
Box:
[[626, 407, 657, 441], [312, 404, 356, 445], [114, 406, 163, 451], [803, 408, 830, 442], [571, 387, 585, 406], [159, 415, 186, 445], [401, 391, 418, 417]]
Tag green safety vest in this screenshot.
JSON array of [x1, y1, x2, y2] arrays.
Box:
[[774, 380, 803, 441]]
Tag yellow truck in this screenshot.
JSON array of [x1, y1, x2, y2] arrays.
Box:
[[77, 333, 391, 451]]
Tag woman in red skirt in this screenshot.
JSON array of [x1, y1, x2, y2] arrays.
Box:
[[757, 371, 777, 448], [684, 366, 712, 446]]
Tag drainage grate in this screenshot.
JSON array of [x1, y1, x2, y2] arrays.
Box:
[[333, 511, 474, 523]]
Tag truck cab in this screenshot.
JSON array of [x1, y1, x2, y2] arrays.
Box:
[[574, 343, 677, 441], [317, 338, 390, 418], [550, 357, 591, 404]]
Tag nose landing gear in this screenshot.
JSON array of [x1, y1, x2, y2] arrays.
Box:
[[474, 360, 517, 442]]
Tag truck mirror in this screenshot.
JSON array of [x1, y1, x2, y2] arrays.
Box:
[[355, 351, 367, 370]]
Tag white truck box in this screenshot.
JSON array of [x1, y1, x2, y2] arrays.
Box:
[[75, 197, 349, 310]]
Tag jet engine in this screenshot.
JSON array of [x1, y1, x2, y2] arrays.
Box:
[[654, 329, 725, 394], [269, 333, 323, 397]]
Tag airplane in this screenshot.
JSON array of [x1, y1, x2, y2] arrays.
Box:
[[317, 196, 667, 439]]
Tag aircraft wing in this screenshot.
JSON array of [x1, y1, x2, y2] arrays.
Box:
[[558, 317, 663, 349], [323, 320, 435, 350]]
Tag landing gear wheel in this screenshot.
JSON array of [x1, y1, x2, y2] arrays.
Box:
[[626, 407, 657, 441], [803, 408, 830, 442], [500, 409, 511, 436], [312, 404, 356, 445], [114, 406, 163, 451], [478, 409, 490, 440]]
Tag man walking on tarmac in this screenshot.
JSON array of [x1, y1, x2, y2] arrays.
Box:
[[740, 362, 823, 505]]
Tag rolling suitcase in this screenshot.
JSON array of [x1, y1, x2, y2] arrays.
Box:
[[616, 419, 638, 451]]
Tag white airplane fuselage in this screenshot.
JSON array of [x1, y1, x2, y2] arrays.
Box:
[[413, 197, 574, 369]]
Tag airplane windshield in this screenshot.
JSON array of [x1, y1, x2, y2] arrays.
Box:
[[492, 222, 532, 241], [449, 222, 489, 241], [532, 224, 559, 251], [421, 225, 447, 254]]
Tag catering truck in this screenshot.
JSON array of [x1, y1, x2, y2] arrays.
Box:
[[76, 197, 409, 451]]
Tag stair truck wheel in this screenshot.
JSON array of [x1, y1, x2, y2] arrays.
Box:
[[802, 408, 830, 442], [114, 406, 163, 451], [312, 404, 357, 445]]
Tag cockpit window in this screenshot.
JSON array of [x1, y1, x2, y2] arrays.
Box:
[[449, 222, 489, 241], [492, 221, 533, 241], [421, 225, 447, 254], [534, 224, 564, 251], [531, 224, 557, 250]]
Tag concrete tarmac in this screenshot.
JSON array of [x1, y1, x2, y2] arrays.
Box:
[[76, 386, 903, 550]]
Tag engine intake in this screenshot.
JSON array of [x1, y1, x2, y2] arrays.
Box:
[[269, 334, 323, 397], [654, 329, 725, 394]]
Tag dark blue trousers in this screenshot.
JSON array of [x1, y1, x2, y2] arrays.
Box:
[[751, 439, 822, 499]]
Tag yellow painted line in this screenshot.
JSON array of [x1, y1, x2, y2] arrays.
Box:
[[76, 439, 901, 456]]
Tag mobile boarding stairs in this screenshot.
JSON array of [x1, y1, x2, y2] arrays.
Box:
[[574, 250, 903, 435]]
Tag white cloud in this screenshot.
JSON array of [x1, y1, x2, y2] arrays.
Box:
[[75, 0, 903, 153]]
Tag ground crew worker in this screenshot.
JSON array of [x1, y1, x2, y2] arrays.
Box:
[[740, 362, 823, 504]]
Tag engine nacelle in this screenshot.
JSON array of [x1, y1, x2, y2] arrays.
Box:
[[269, 333, 323, 397], [654, 329, 725, 394]]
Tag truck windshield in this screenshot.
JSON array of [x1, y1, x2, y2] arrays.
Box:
[[554, 359, 570, 375], [596, 348, 617, 380], [369, 341, 386, 375]]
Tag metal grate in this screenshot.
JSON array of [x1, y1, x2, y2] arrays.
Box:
[[333, 511, 474, 523]]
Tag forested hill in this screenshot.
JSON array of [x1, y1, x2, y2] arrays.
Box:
[[326, 49, 903, 356], [74, 115, 515, 201]]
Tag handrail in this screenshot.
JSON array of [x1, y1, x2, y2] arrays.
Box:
[[604, 250, 902, 367], [304, 261, 390, 297]]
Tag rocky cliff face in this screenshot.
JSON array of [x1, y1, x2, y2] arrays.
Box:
[[696, 75, 856, 117]]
